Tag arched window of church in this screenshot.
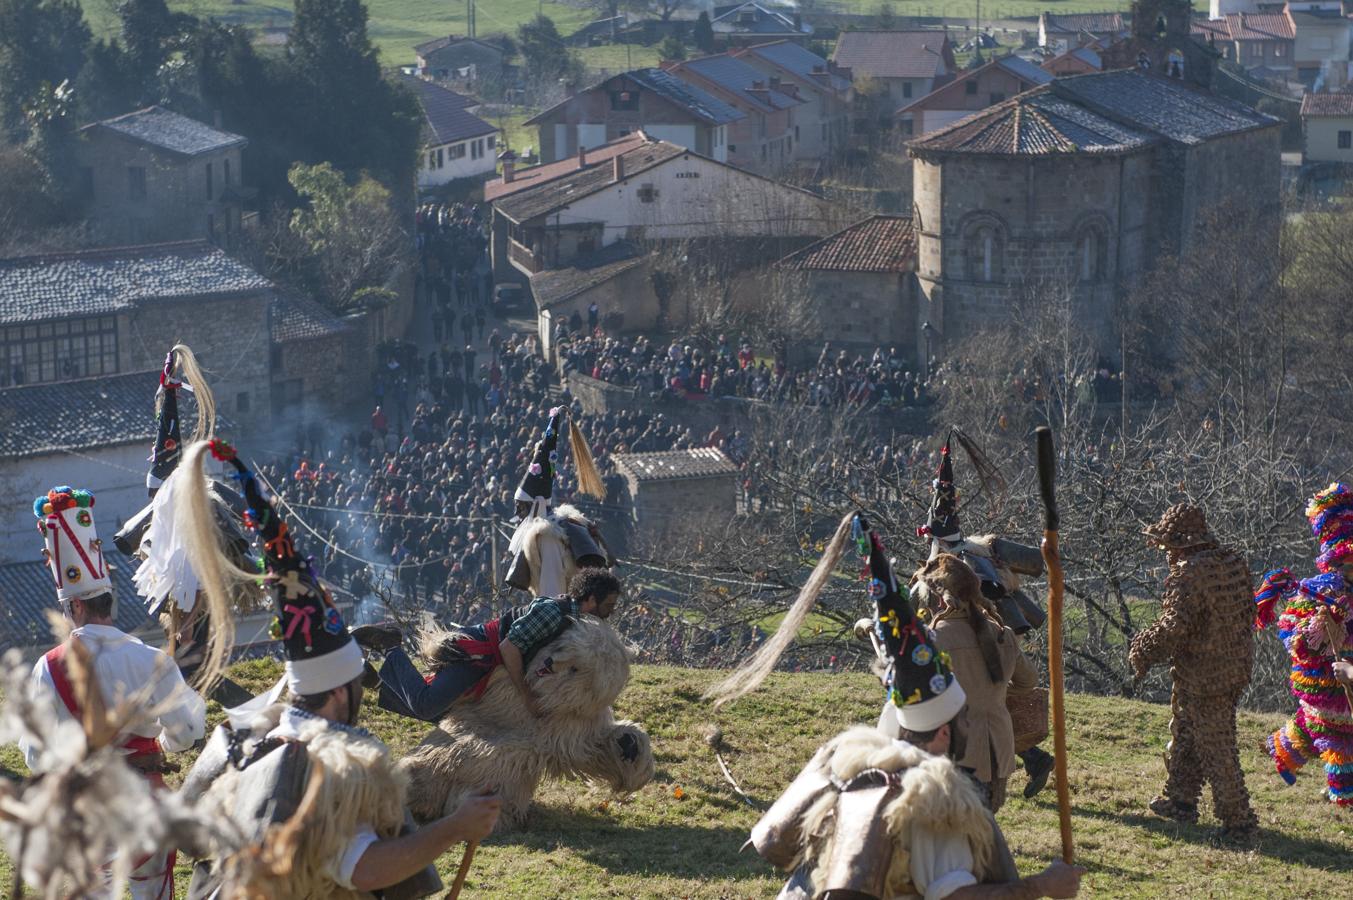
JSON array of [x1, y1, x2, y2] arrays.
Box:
[[968, 225, 1002, 282], [1079, 228, 1103, 282]]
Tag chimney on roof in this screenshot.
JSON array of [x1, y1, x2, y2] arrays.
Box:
[[499, 149, 517, 183], [613, 154, 625, 183], [769, 75, 781, 89], [578, 144, 587, 166], [213, 109, 223, 129]]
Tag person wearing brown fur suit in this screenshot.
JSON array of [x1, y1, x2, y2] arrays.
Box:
[[911, 554, 1038, 814], [398, 611, 655, 829], [1129, 503, 1258, 841]]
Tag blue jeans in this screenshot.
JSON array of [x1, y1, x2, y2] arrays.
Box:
[[376, 647, 487, 722]]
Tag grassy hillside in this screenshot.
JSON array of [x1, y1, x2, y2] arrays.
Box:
[[2, 660, 1350, 897]]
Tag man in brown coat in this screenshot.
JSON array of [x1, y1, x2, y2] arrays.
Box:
[[914, 554, 1039, 813], [1129, 503, 1258, 841]]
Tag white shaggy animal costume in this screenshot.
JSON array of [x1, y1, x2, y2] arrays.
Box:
[[400, 615, 654, 829]]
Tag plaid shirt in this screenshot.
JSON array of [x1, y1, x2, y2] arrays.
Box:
[[505, 597, 579, 659]]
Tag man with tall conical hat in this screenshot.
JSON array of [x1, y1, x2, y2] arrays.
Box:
[[21, 485, 207, 900], [748, 513, 1084, 900], [915, 430, 1055, 800], [113, 346, 252, 704], [1255, 483, 1353, 809], [176, 440, 499, 898], [503, 404, 612, 598]]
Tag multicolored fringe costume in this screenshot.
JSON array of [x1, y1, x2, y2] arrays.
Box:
[[1255, 484, 1353, 808]]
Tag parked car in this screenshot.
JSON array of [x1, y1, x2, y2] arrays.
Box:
[[492, 282, 529, 313]]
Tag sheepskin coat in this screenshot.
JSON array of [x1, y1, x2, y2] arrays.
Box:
[[194, 704, 408, 900], [401, 614, 654, 828]]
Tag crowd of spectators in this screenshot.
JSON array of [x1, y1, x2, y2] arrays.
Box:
[[557, 333, 939, 409]]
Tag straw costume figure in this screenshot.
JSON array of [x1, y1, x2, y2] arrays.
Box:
[[1129, 503, 1258, 838], [1255, 483, 1353, 809], [503, 405, 612, 597]]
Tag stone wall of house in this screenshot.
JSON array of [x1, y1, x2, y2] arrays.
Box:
[[1177, 125, 1282, 253], [272, 328, 360, 421], [794, 270, 917, 366], [620, 473, 739, 547], [75, 135, 244, 247], [120, 290, 273, 430]]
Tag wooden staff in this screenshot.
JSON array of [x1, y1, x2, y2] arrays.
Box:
[[445, 841, 478, 900], [1035, 426, 1074, 864], [1319, 605, 1353, 711]]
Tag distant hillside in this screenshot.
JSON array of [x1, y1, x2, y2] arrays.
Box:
[[2, 660, 1349, 897]]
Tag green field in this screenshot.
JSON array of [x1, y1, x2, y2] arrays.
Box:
[[2, 659, 1349, 897], [73, 0, 1213, 69]]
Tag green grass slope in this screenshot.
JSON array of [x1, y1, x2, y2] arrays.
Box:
[[2, 660, 1350, 897]]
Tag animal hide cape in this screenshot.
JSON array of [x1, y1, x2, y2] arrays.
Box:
[[755, 725, 1001, 899], [401, 615, 654, 828], [193, 704, 408, 900]]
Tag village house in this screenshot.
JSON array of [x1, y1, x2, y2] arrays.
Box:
[[524, 69, 742, 165], [1214, 13, 1297, 75], [488, 136, 840, 280], [1042, 46, 1104, 76], [529, 241, 655, 359], [897, 55, 1052, 138], [774, 215, 920, 365], [401, 76, 499, 187], [907, 68, 1281, 359], [611, 447, 740, 545], [74, 106, 248, 248], [414, 35, 509, 84], [1037, 12, 1128, 53], [1287, 0, 1352, 87], [1300, 90, 1353, 161], [661, 53, 804, 172], [0, 241, 359, 558], [733, 40, 854, 163], [832, 31, 957, 103], [710, 2, 813, 45]]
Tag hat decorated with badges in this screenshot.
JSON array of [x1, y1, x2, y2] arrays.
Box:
[[918, 433, 962, 544], [210, 440, 363, 695], [34, 487, 113, 603], [1307, 483, 1353, 573], [515, 406, 564, 505], [853, 512, 965, 732]]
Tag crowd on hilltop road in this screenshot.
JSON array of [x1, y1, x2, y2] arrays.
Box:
[[557, 332, 940, 408]]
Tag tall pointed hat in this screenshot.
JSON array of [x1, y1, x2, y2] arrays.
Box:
[[148, 348, 186, 492], [34, 487, 114, 604], [210, 441, 363, 695], [919, 432, 962, 543], [515, 406, 564, 506], [853, 512, 965, 732]]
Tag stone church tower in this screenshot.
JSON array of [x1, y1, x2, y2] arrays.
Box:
[[1102, 0, 1220, 87]]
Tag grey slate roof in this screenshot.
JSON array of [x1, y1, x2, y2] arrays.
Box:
[[0, 369, 213, 458], [0, 242, 272, 326], [742, 40, 852, 92], [524, 69, 744, 128], [494, 140, 689, 223], [272, 292, 351, 342], [995, 54, 1055, 86], [400, 75, 498, 145], [627, 69, 746, 125], [0, 549, 155, 653], [712, 2, 810, 35], [680, 54, 804, 112], [84, 106, 247, 157], [1040, 12, 1125, 35], [1051, 69, 1279, 145], [614, 447, 739, 482], [529, 242, 648, 309]]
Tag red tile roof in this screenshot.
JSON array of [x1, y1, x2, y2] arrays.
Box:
[[832, 31, 953, 80], [484, 133, 649, 202], [1301, 91, 1353, 117], [777, 215, 915, 272], [1223, 12, 1295, 40]]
